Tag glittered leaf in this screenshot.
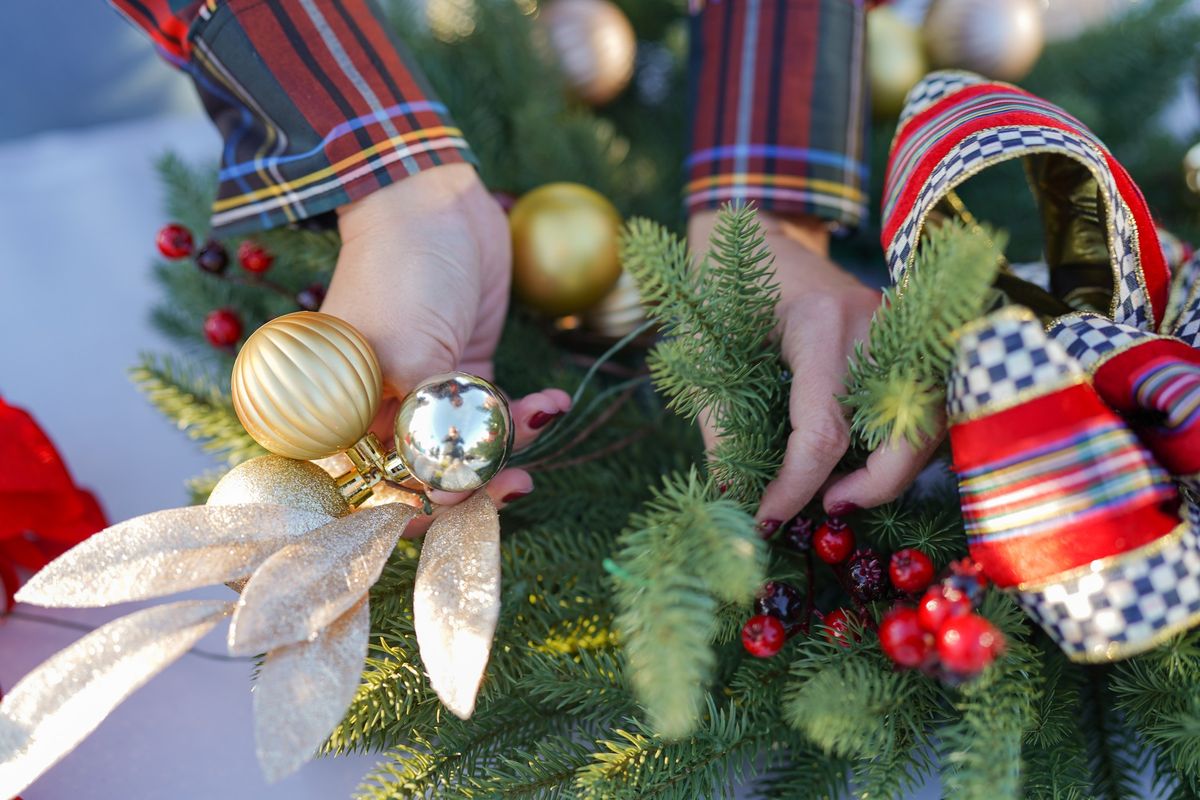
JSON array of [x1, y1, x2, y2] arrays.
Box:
[[0, 600, 232, 799], [16, 504, 332, 608], [413, 491, 501, 719], [254, 595, 369, 782], [229, 503, 415, 655]]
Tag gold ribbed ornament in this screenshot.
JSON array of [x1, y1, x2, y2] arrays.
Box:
[[231, 312, 382, 460]]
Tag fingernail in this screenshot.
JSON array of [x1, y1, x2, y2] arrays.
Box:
[[756, 519, 782, 539], [502, 490, 531, 504], [827, 502, 859, 517], [528, 410, 562, 430]]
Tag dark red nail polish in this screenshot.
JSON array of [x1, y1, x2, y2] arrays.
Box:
[[756, 519, 782, 539], [528, 410, 562, 430], [827, 502, 859, 517], [502, 491, 531, 504]]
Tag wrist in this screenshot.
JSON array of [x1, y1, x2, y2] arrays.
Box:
[[337, 164, 497, 244]]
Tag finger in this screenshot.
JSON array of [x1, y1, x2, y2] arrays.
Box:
[[755, 401, 851, 530], [509, 389, 573, 450], [822, 424, 945, 513], [405, 468, 534, 537]]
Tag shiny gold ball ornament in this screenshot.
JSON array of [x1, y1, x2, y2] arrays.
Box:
[[923, 0, 1044, 83], [868, 6, 930, 120], [538, 0, 636, 106], [207, 455, 351, 519], [1184, 142, 1200, 195], [510, 182, 623, 317], [394, 373, 514, 493], [231, 311, 382, 460]]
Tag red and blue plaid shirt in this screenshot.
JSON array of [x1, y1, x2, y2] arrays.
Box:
[[112, 0, 868, 235]]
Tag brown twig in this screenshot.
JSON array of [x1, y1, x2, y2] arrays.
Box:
[[526, 425, 656, 472]]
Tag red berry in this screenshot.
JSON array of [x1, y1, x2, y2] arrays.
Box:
[[238, 240, 275, 273], [946, 558, 989, 604], [813, 518, 855, 564], [821, 608, 859, 648], [917, 585, 972, 633], [203, 309, 242, 348], [296, 283, 327, 311], [890, 549, 935, 594], [741, 614, 787, 658], [156, 223, 194, 259], [879, 607, 935, 668], [937, 613, 1004, 675]]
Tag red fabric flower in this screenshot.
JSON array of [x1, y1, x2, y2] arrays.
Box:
[[0, 396, 107, 611]]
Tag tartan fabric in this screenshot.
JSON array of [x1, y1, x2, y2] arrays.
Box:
[[110, 0, 473, 235], [686, 0, 869, 228]]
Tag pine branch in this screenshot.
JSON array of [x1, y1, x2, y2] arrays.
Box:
[[842, 220, 1005, 450], [621, 205, 789, 507], [129, 353, 264, 465], [611, 469, 765, 739]]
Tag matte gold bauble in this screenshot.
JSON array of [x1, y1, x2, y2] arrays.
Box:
[[583, 271, 647, 338], [868, 7, 929, 119], [539, 0, 636, 106], [208, 455, 351, 519], [1184, 142, 1200, 195], [231, 311, 382, 461], [510, 182, 623, 316], [923, 0, 1044, 82]]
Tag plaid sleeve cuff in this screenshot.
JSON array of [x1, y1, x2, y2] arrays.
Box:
[[166, 0, 473, 235], [686, 0, 869, 229]]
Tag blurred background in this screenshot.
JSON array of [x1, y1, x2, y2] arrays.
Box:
[[1, 0, 1199, 798]]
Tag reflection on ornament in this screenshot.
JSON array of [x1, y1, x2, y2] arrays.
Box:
[[539, 0, 636, 106], [868, 6, 929, 119], [923, 0, 1044, 82], [1184, 142, 1200, 195], [511, 182, 623, 316], [583, 271, 649, 338], [394, 373, 514, 493]]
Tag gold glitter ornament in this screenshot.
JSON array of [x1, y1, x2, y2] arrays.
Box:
[[208, 455, 351, 518], [868, 6, 929, 119], [511, 182, 623, 316], [538, 0, 636, 106], [923, 0, 1044, 82], [232, 311, 382, 461]]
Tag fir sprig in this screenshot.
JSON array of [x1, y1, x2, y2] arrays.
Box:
[[842, 220, 1005, 450], [611, 468, 765, 739], [129, 353, 264, 465]]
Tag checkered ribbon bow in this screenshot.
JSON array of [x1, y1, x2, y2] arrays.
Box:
[[885, 71, 1200, 662]]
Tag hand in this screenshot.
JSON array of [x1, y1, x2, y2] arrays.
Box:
[[687, 209, 942, 530], [322, 164, 571, 527]]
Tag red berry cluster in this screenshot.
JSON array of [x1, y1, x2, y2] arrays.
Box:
[[741, 580, 804, 657], [879, 559, 1004, 680], [154, 223, 327, 349]]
